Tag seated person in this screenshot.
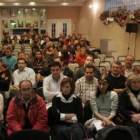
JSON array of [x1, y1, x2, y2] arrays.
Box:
[[85, 76, 118, 132], [6, 80, 49, 137], [0, 58, 11, 92], [119, 74, 140, 137], [13, 58, 36, 87], [51, 78, 83, 137]]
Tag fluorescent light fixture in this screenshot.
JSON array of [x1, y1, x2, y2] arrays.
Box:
[[14, 3, 20, 6], [32, 8, 36, 10], [62, 3, 68, 5], [30, 2, 35, 5], [0, 3, 4, 6]]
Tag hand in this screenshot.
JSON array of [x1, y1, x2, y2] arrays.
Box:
[[102, 118, 112, 126], [131, 114, 140, 123], [36, 73, 41, 82]]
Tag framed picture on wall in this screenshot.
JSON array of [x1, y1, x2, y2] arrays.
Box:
[[25, 19, 31, 27], [40, 9, 46, 18], [40, 19, 46, 27], [2, 20, 8, 28], [10, 8, 17, 17], [18, 19, 24, 28]]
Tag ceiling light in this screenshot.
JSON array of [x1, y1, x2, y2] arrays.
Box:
[[89, 4, 93, 8], [0, 3, 4, 6], [14, 3, 20, 6], [62, 3, 68, 6], [30, 2, 35, 5]]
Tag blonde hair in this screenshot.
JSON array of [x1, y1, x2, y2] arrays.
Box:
[[125, 74, 140, 88]]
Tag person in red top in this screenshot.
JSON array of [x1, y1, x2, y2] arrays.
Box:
[[75, 47, 87, 67], [6, 80, 49, 136]]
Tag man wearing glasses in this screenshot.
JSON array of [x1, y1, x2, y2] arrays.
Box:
[[6, 80, 50, 137]]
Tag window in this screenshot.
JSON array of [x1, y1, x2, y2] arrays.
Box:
[[105, 0, 140, 11], [51, 23, 56, 37]]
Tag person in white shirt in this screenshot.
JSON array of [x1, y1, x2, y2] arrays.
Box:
[[13, 58, 36, 87], [43, 62, 67, 102]]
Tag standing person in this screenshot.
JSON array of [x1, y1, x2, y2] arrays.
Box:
[[51, 78, 83, 138], [85, 77, 118, 134], [6, 80, 49, 137], [119, 74, 140, 137], [13, 58, 36, 87], [43, 62, 67, 102]]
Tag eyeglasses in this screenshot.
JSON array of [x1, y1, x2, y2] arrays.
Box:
[[21, 88, 32, 92]]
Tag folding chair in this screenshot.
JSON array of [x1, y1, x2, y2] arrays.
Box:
[[68, 63, 79, 73], [104, 56, 115, 64]]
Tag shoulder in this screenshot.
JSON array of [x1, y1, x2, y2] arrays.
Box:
[[109, 91, 118, 99]]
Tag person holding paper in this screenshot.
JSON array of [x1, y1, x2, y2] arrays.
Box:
[[85, 76, 118, 131]]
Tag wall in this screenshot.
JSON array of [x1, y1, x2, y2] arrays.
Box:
[[47, 7, 80, 34], [77, 0, 140, 59]]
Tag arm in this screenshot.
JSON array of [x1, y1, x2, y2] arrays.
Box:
[[28, 69, 36, 87], [43, 77, 61, 100], [74, 79, 82, 97], [13, 71, 20, 86], [32, 97, 49, 131], [0, 94, 4, 120], [6, 99, 22, 132]]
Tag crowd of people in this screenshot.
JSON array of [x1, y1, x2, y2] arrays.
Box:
[[0, 28, 140, 140]]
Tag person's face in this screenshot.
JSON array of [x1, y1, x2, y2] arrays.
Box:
[[85, 68, 94, 81], [76, 45, 80, 50], [18, 60, 26, 70], [35, 52, 42, 59], [20, 81, 32, 102], [98, 81, 109, 94], [80, 49, 86, 55], [0, 61, 2, 68], [111, 63, 121, 75], [130, 79, 140, 91], [51, 66, 61, 79], [85, 56, 93, 65], [5, 50, 12, 57], [18, 53, 26, 59], [125, 56, 134, 67], [62, 82, 72, 95]]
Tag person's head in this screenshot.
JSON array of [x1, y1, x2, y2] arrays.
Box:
[[96, 76, 112, 97], [62, 45, 67, 51], [30, 27, 34, 31], [2, 45, 8, 52], [60, 78, 75, 96], [19, 80, 33, 102], [35, 50, 42, 59], [5, 47, 12, 57], [111, 61, 122, 76], [80, 47, 86, 56], [85, 55, 94, 65], [75, 43, 81, 51], [53, 56, 63, 67], [125, 55, 134, 68], [84, 64, 95, 82], [17, 58, 26, 70], [50, 62, 61, 80], [18, 52, 26, 59], [125, 74, 140, 91], [47, 45, 55, 55]]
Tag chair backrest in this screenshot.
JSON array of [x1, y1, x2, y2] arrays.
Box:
[[99, 61, 111, 70], [68, 63, 79, 72], [98, 53, 106, 61], [104, 56, 115, 64], [117, 56, 126, 62], [9, 129, 50, 140]]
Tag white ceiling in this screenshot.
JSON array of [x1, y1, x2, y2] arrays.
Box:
[[0, 0, 86, 6]]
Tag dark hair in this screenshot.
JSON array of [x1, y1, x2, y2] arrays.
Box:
[[86, 54, 94, 60], [84, 64, 95, 72], [35, 49, 42, 55], [53, 56, 63, 62], [0, 58, 2, 63], [19, 80, 32, 88], [112, 61, 122, 66], [17, 58, 27, 64], [60, 78, 75, 94], [50, 62, 61, 69], [96, 76, 113, 98]]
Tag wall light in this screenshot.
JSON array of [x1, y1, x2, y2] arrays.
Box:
[[14, 3, 20, 6], [89, 4, 93, 8], [30, 2, 35, 5], [62, 3, 68, 6], [0, 3, 4, 6]]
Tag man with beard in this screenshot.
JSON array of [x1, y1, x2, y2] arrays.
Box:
[[75, 64, 98, 122], [124, 55, 134, 77], [75, 64, 98, 104]]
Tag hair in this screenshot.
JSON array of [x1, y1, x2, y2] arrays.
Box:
[[19, 80, 32, 88], [53, 56, 63, 62], [35, 49, 42, 55], [5, 46, 12, 52], [126, 55, 135, 61], [18, 52, 26, 56], [112, 61, 122, 66], [17, 58, 27, 64], [125, 73, 140, 89], [50, 62, 61, 69], [60, 78, 75, 94], [0, 58, 2, 63], [96, 76, 112, 98], [84, 64, 95, 72]]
